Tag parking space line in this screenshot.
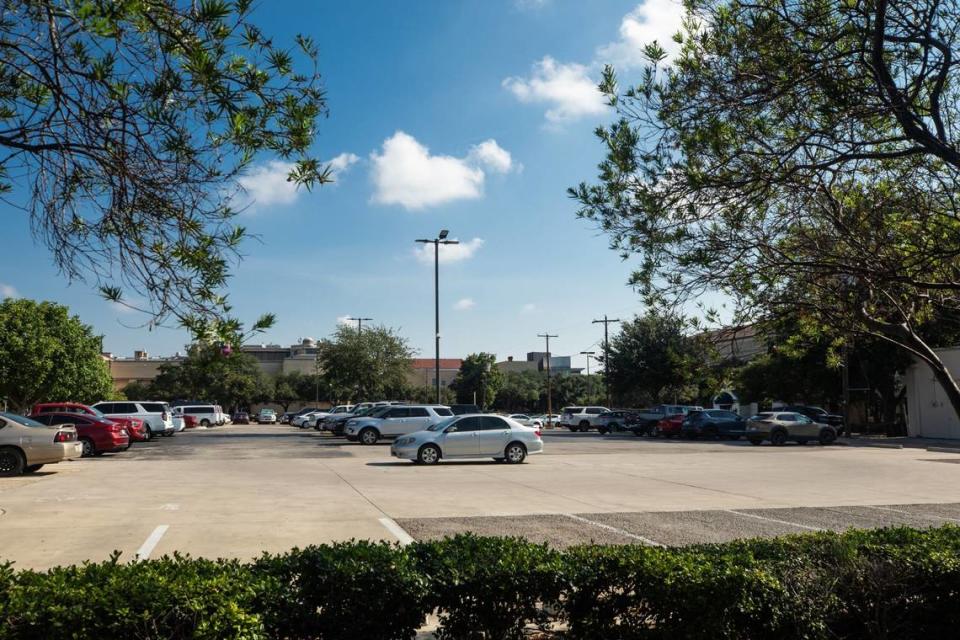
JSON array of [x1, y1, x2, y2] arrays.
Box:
[[135, 525, 169, 560], [862, 504, 960, 523], [379, 517, 414, 545], [726, 510, 824, 531], [564, 513, 664, 547]]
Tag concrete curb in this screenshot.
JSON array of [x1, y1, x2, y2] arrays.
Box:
[[838, 440, 904, 449], [927, 446, 960, 454]]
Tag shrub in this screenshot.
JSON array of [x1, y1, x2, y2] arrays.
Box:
[[253, 540, 428, 640], [411, 534, 564, 639], [0, 553, 265, 640]]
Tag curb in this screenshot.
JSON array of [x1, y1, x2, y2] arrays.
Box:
[[927, 446, 960, 454], [838, 440, 904, 449]]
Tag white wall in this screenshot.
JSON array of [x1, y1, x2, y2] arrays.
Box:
[[906, 347, 960, 439]]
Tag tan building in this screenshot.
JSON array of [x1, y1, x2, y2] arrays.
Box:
[[104, 350, 183, 392], [241, 338, 319, 376], [405, 358, 462, 391]]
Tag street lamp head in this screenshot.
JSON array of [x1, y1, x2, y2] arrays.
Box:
[[439, 229, 449, 239], [415, 238, 430, 244], [580, 351, 595, 355]]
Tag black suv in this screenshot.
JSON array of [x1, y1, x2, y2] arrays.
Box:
[[780, 405, 844, 427]]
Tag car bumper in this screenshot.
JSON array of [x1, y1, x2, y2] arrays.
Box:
[[345, 434, 358, 442], [390, 443, 418, 460]]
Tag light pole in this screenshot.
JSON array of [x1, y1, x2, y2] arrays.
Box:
[[580, 351, 596, 375], [538, 333, 558, 428], [346, 316, 373, 334], [416, 230, 459, 404]]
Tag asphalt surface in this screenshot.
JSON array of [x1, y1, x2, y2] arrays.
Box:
[[4, 424, 960, 568]]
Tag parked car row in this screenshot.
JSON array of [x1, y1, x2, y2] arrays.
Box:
[[639, 408, 839, 445]]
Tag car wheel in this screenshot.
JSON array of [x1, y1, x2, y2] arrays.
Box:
[[504, 442, 527, 464], [609, 422, 620, 432], [597, 427, 608, 435], [0, 447, 25, 477], [770, 430, 788, 446], [632, 429, 644, 437], [80, 438, 95, 458], [200, 419, 210, 427], [649, 426, 661, 438], [749, 439, 763, 446], [24, 464, 44, 474], [417, 444, 440, 465], [578, 420, 590, 431], [819, 429, 837, 446], [359, 428, 379, 445]]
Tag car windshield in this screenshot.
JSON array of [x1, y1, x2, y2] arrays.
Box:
[[428, 417, 457, 432], [0, 412, 46, 428]]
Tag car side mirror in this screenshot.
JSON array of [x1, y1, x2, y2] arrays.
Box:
[[445, 426, 458, 433]]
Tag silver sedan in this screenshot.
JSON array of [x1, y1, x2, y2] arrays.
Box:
[[0, 412, 83, 476], [390, 414, 543, 465]]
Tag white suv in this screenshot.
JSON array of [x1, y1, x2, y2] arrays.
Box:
[[93, 401, 175, 438], [345, 405, 453, 445], [173, 405, 219, 428], [559, 406, 611, 432]]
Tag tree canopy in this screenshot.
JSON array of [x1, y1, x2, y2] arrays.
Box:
[[146, 343, 268, 410], [450, 353, 504, 409], [0, 1, 328, 324], [572, 0, 960, 418], [0, 298, 112, 411], [317, 325, 414, 402]]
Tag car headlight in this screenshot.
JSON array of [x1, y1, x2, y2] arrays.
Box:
[[396, 437, 415, 446]]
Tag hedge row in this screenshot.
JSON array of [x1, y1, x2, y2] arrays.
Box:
[[2, 526, 960, 639]]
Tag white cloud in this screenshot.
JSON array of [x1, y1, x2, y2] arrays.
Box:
[[521, 303, 537, 314], [0, 283, 17, 299], [336, 315, 353, 326], [515, 0, 550, 9], [237, 160, 299, 208], [415, 237, 485, 265], [502, 56, 608, 125], [468, 140, 515, 174], [370, 132, 513, 210], [596, 0, 687, 68], [453, 298, 476, 311], [327, 152, 360, 180]]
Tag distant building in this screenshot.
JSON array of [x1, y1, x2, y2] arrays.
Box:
[[700, 324, 763, 362], [496, 352, 583, 375], [241, 338, 318, 376], [406, 358, 463, 390], [103, 350, 183, 391], [905, 347, 960, 439]]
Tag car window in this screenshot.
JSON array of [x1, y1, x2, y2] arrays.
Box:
[[754, 413, 773, 420], [385, 408, 410, 418], [408, 407, 429, 417], [95, 403, 114, 414], [141, 403, 165, 413], [451, 416, 481, 432], [481, 416, 510, 430], [586, 407, 603, 414], [562, 407, 581, 414], [778, 414, 797, 422], [1, 412, 48, 428], [433, 408, 453, 417], [512, 414, 529, 420], [797, 415, 814, 424], [49, 414, 89, 425]]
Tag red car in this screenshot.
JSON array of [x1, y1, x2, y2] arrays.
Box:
[[29, 412, 130, 456], [651, 414, 684, 438], [32, 402, 142, 432]]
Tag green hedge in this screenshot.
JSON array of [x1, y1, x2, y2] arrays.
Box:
[[2, 526, 960, 639]]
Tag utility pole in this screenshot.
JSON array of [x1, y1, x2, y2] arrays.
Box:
[[538, 333, 558, 428], [592, 315, 621, 406], [416, 230, 459, 404], [841, 340, 851, 438], [580, 351, 596, 376], [347, 316, 373, 334]]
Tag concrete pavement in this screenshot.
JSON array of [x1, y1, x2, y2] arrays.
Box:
[[3, 425, 960, 569]]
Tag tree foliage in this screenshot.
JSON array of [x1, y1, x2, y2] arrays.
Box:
[[317, 325, 414, 402], [450, 353, 504, 409], [0, 0, 328, 324], [604, 312, 714, 406], [572, 0, 960, 419], [0, 298, 112, 411], [146, 344, 267, 410]]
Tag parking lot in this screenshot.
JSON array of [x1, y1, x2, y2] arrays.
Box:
[[3, 424, 960, 569]]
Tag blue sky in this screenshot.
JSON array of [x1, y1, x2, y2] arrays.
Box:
[[0, 0, 687, 369]]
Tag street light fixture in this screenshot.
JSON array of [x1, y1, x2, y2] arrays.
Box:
[[580, 351, 596, 376], [416, 230, 460, 403], [345, 316, 373, 333]]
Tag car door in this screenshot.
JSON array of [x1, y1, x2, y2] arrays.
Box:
[[379, 407, 410, 436], [478, 416, 513, 455], [794, 414, 819, 438], [406, 407, 432, 432], [442, 416, 480, 456]]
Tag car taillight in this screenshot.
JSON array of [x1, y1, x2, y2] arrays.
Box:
[[110, 424, 125, 433], [54, 431, 75, 442], [162, 411, 168, 420]]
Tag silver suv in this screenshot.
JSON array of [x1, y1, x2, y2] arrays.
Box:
[[559, 406, 610, 432], [345, 405, 454, 445]]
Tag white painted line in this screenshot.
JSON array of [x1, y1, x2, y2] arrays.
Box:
[[159, 503, 180, 511], [135, 525, 169, 560], [379, 517, 414, 545], [862, 504, 960, 523], [564, 513, 664, 547], [726, 510, 823, 531]]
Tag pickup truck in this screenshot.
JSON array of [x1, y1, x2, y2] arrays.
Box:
[[626, 404, 703, 436]]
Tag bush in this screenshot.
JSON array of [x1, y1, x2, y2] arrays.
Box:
[[1, 526, 960, 639], [0, 553, 265, 640], [412, 535, 564, 639], [253, 540, 428, 640]]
